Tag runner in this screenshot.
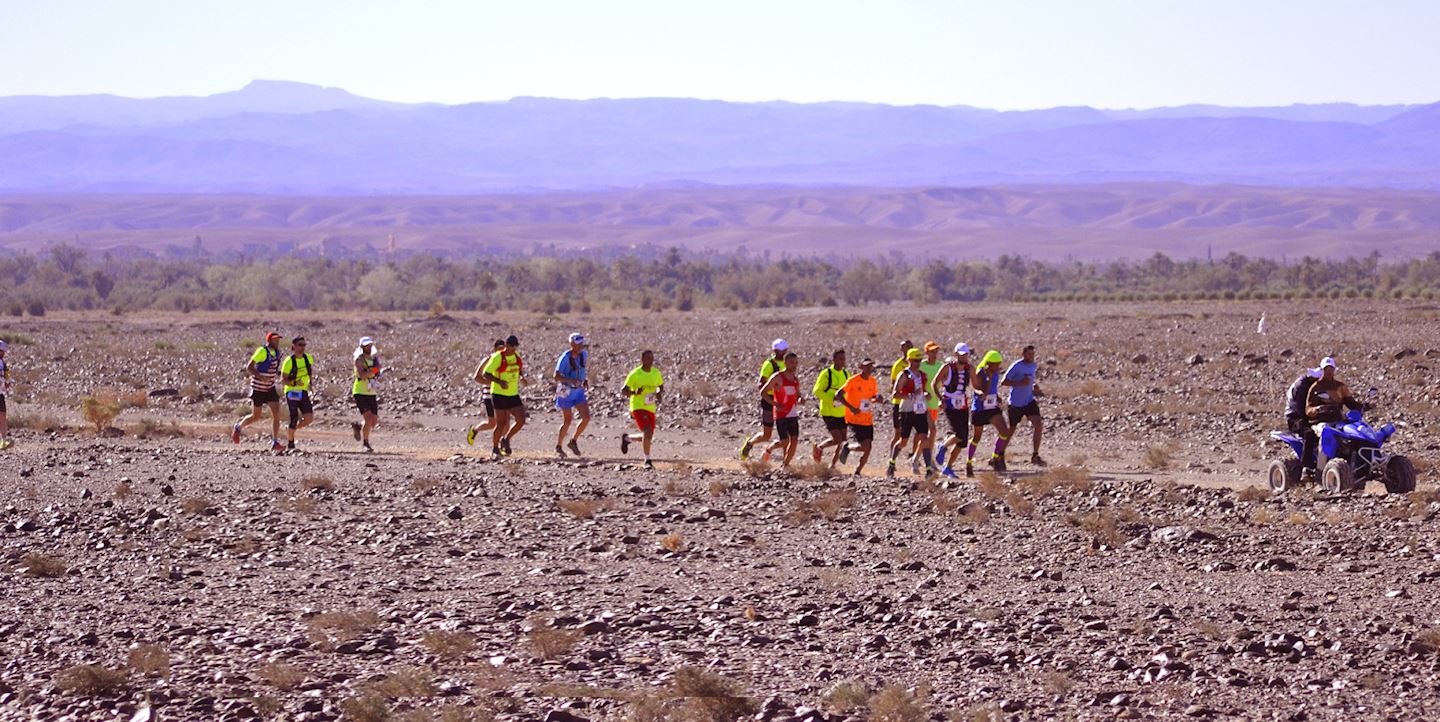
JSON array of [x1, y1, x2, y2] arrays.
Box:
[[915, 341, 946, 473], [967, 350, 1013, 476], [620, 349, 664, 470], [232, 332, 285, 452], [0, 339, 11, 450], [465, 339, 506, 447], [351, 336, 381, 452], [934, 343, 973, 477], [759, 351, 803, 468], [481, 334, 528, 457], [739, 339, 788, 460], [280, 336, 315, 452], [553, 333, 590, 458], [836, 358, 882, 476], [1003, 344, 1047, 467], [810, 349, 850, 466], [887, 340, 915, 452], [886, 348, 936, 479]]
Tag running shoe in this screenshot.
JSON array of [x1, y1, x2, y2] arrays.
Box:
[[1031, 454, 1048, 467], [620, 434, 630, 455], [838, 444, 850, 464], [811, 445, 822, 463], [941, 466, 957, 478], [965, 464, 974, 478], [910, 455, 921, 475], [363, 442, 374, 453], [739, 440, 753, 461], [886, 460, 896, 478], [990, 456, 1007, 472], [568, 439, 582, 457], [925, 467, 939, 481], [231, 423, 242, 444], [270, 438, 284, 453], [492, 446, 503, 458], [351, 422, 362, 441], [643, 459, 654, 470], [500, 437, 512, 456], [466, 425, 477, 446], [761, 450, 772, 464], [287, 440, 296, 451], [555, 444, 567, 458], [935, 445, 947, 466]]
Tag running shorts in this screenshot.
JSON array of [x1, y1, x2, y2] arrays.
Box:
[[944, 407, 969, 438], [556, 387, 588, 410], [1007, 400, 1041, 426], [849, 423, 874, 444], [250, 388, 280, 406], [759, 399, 775, 427], [823, 415, 847, 432], [483, 397, 496, 418], [631, 409, 656, 432], [353, 394, 379, 415], [493, 393, 523, 411], [971, 408, 1001, 426], [776, 416, 800, 440], [287, 391, 313, 428], [898, 411, 929, 439]]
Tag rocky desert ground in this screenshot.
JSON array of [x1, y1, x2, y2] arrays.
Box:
[[3, 300, 1440, 721]]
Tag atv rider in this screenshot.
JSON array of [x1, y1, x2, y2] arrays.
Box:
[[1305, 357, 1362, 425], [1285, 365, 1322, 476]]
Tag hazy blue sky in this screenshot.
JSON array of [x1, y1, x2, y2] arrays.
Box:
[[3, 0, 1436, 108]]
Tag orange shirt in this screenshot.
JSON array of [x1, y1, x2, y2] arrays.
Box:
[[838, 374, 880, 426]]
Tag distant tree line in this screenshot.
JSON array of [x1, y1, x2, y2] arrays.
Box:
[[3, 245, 1440, 315]]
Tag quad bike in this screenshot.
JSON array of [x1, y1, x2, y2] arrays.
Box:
[[1268, 390, 1416, 495]]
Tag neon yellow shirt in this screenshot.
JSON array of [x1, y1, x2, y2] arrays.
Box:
[[812, 366, 851, 418], [920, 359, 944, 410], [889, 357, 908, 405], [482, 351, 522, 398], [281, 354, 313, 394], [624, 366, 664, 412], [759, 356, 786, 398], [352, 354, 379, 396]]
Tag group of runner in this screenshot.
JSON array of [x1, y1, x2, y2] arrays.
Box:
[[4, 329, 1044, 475], [226, 331, 667, 468], [739, 338, 1046, 478]]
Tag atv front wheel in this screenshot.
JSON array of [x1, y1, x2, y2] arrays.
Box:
[[1321, 458, 1356, 494], [1268, 458, 1301, 494], [1385, 455, 1417, 495]]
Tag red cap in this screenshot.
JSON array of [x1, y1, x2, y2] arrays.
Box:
[[265, 332, 282, 342]]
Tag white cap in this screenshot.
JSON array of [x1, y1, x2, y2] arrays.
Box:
[[954, 342, 971, 355], [569, 332, 586, 345], [1320, 357, 1337, 369], [772, 338, 788, 351], [359, 336, 374, 347]]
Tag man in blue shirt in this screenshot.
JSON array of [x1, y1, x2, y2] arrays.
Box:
[[554, 332, 590, 457], [1003, 344, 1047, 467]]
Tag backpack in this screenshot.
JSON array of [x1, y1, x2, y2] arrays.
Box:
[[284, 354, 311, 384], [820, 366, 849, 393]]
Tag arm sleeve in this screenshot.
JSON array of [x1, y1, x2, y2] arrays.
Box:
[[623, 369, 640, 391], [812, 371, 827, 396], [482, 353, 501, 375]]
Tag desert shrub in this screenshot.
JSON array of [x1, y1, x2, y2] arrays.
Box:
[[339, 695, 390, 722], [25, 299, 45, 316], [868, 685, 927, 722], [812, 489, 856, 521], [21, 553, 67, 577], [259, 662, 306, 691], [660, 533, 686, 552], [80, 393, 123, 433], [301, 476, 336, 493], [366, 667, 435, 699], [1143, 446, 1172, 469], [308, 609, 382, 647], [421, 631, 476, 662], [822, 680, 870, 714], [127, 644, 171, 678], [528, 617, 580, 660], [55, 664, 128, 696]]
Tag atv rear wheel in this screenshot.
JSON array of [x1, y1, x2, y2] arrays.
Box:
[[1268, 458, 1301, 494], [1321, 458, 1356, 494], [1385, 455, 1417, 495]]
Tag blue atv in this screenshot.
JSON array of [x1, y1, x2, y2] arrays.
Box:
[[1269, 396, 1416, 494]]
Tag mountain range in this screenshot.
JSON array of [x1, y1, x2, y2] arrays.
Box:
[[2, 80, 1437, 193]]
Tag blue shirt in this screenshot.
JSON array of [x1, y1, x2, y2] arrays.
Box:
[[555, 349, 588, 388], [1004, 359, 1038, 407]]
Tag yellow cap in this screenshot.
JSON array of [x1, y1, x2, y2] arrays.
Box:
[[906, 348, 923, 361], [982, 350, 1003, 365]]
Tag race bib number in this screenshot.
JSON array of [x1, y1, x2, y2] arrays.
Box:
[[643, 392, 656, 407], [555, 383, 569, 398], [947, 393, 966, 410], [286, 390, 304, 401], [983, 394, 999, 410], [859, 399, 872, 413], [911, 398, 927, 414]]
